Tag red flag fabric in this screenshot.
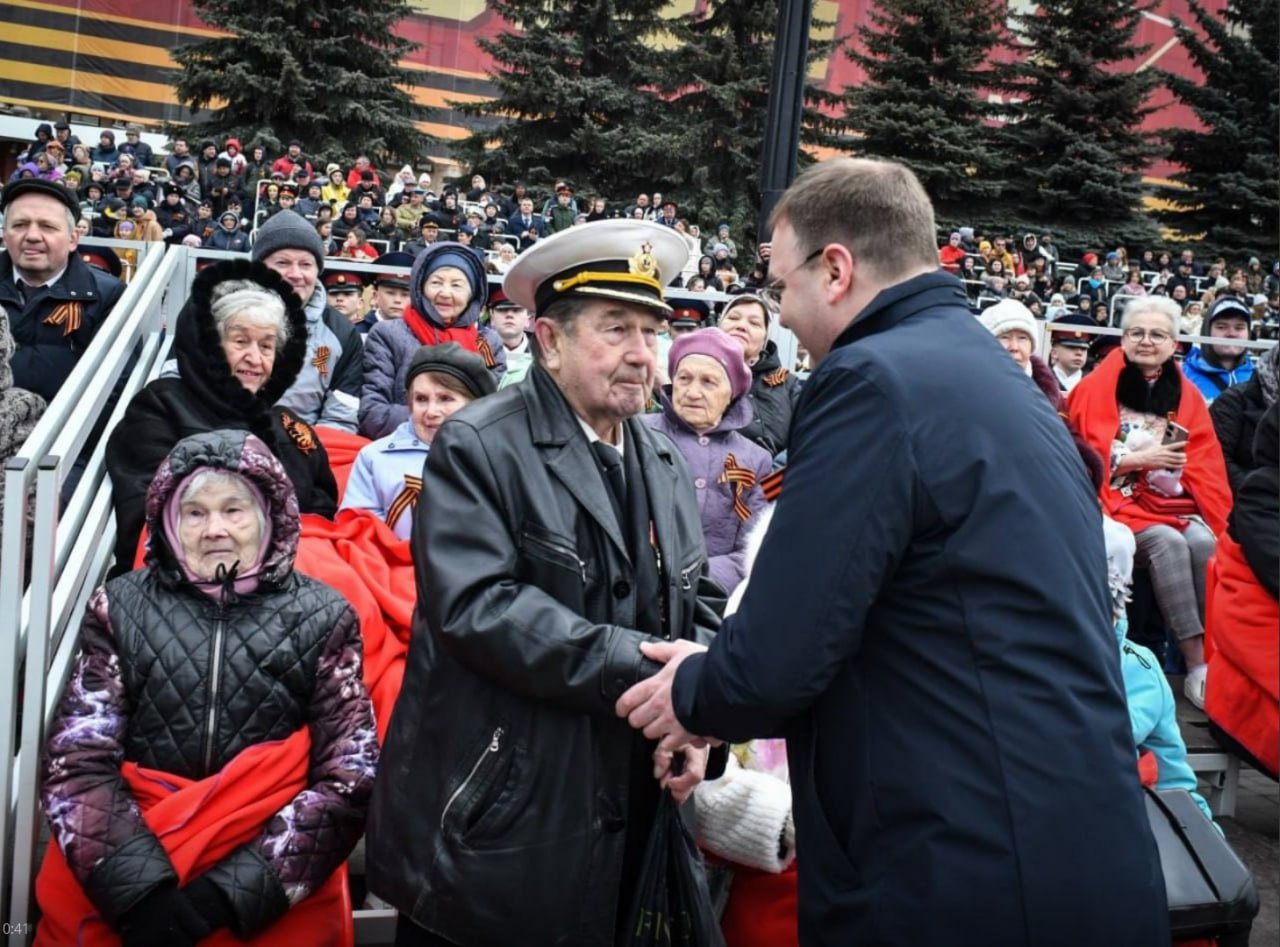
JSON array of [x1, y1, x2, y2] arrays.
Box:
[[295, 511, 414, 741], [35, 729, 353, 946]]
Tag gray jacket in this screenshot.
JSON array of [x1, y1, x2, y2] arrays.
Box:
[[275, 286, 362, 432]]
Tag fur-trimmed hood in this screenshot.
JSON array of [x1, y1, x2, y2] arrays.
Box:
[[1115, 354, 1182, 418], [174, 257, 308, 417]]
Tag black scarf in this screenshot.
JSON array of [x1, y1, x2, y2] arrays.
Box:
[[1115, 356, 1182, 418]]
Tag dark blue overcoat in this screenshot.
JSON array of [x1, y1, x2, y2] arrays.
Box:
[[674, 271, 1169, 946]]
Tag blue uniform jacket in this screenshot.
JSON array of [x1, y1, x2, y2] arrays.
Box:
[[673, 270, 1169, 946], [340, 419, 429, 540]]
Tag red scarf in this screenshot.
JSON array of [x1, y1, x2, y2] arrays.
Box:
[[402, 302, 479, 353]]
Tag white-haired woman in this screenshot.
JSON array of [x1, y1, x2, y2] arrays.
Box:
[[1068, 295, 1233, 708], [106, 258, 338, 575]]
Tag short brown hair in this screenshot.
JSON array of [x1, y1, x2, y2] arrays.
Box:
[[769, 158, 937, 283]]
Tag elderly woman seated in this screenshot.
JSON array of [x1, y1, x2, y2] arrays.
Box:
[[1068, 295, 1233, 709], [341, 342, 496, 539], [359, 242, 505, 439], [644, 327, 771, 592], [40, 430, 378, 946], [106, 259, 338, 574]]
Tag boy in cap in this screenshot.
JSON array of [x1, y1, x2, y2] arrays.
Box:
[[367, 220, 723, 946], [489, 287, 533, 388], [1182, 296, 1255, 404], [360, 252, 414, 334], [1048, 312, 1093, 393], [323, 270, 365, 324]]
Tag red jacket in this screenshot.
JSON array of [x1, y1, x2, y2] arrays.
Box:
[[1067, 349, 1232, 536]]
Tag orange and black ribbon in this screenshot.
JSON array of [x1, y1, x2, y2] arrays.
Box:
[[311, 345, 330, 380], [43, 301, 83, 336], [760, 465, 785, 503], [385, 474, 422, 530], [477, 335, 497, 369], [718, 453, 758, 522], [281, 412, 317, 454], [763, 367, 789, 387]]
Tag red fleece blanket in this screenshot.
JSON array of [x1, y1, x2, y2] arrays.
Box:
[[315, 427, 371, 500], [1067, 348, 1232, 537], [296, 511, 414, 741], [35, 729, 352, 946]]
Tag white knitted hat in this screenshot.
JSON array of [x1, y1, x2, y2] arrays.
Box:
[[979, 298, 1039, 356]]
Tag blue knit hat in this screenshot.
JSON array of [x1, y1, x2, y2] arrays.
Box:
[[408, 242, 488, 328]]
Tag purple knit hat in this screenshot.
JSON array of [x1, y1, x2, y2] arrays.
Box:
[[669, 327, 752, 401]]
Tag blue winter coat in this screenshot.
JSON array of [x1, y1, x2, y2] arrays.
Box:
[[1181, 345, 1254, 404], [672, 271, 1169, 946]]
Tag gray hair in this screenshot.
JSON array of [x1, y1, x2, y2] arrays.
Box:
[[1120, 296, 1181, 336], [210, 280, 289, 346], [178, 468, 267, 541]]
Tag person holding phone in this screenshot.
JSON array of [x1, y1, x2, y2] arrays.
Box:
[[1068, 296, 1233, 709]]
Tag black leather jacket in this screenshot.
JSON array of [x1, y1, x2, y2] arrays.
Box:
[[367, 364, 722, 946]]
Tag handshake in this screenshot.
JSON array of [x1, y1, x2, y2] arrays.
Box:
[[615, 639, 721, 803]]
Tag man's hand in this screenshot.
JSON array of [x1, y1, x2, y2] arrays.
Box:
[[616, 640, 720, 764]]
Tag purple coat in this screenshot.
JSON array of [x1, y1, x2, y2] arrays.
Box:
[[645, 390, 772, 592]]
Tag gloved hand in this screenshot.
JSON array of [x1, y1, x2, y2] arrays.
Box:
[[119, 876, 234, 947]]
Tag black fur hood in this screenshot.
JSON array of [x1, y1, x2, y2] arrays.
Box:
[[1115, 355, 1183, 418]]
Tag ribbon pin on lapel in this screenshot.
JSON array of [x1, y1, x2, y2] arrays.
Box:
[[477, 335, 497, 369], [719, 453, 758, 522], [44, 301, 83, 336], [281, 413, 317, 455], [311, 345, 331, 380], [385, 474, 422, 530], [763, 367, 789, 387]]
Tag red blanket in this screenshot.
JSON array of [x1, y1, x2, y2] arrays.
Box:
[[1067, 349, 1232, 537], [296, 511, 414, 741], [315, 427, 372, 501], [35, 730, 352, 946], [1205, 536, 1279, 778]]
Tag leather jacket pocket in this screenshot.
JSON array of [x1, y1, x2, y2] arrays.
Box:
[[440, 725, 511, 840]]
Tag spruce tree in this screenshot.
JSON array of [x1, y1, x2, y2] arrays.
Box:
[[170, 0, 431, 165], [654, 0, 840, 247], [834, 0, 1004, 217], [993, 0, 1161, 238], [452, 0, 678, 200], [1153, 0, 1279, 258]]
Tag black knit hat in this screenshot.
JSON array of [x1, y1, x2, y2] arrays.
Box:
[[405, 342, 496, 399], [0, 178, 82, 222]]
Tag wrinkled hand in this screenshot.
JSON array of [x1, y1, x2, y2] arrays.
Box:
[[616, 640, 721, 770], [1137, 441, 1187, 469], [658, 743, 708, 804]]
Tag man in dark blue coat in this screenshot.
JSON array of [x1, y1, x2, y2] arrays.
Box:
[[618, 157, 1169, 946]]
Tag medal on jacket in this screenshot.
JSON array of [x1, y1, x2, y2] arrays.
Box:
[[719, 453, 758, 522], [764, 367, 789, 387], [386, 474, 422, 530], [43, 301, 83, 336], [311, 344, 330, 380], [281, 412, 317, 454]]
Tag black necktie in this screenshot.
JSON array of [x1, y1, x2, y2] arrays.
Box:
[[592, 441, 627, 537]]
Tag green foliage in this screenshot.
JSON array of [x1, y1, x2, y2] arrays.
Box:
[[1152, 0, 1280, 259], [993, 0, 1162, 228], [834, 0, 1004, 215], [170, 0, 432, 166], [451, 0, 677, 200], [654, 0, 841, 247]]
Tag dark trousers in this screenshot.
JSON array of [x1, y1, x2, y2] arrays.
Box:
[[395, 916, 459, 947]]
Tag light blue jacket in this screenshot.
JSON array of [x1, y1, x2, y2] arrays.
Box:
[[339, 420, 428, 540], [1181, 346, 1254, 405], [1117, 616, 1216, 826]]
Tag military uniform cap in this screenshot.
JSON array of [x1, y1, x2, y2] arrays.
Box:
[[503, 220, 687, 316], [79, 243, 122, 278], [666, 296, 711, 328], [1050, 312, 1094, 349], [373, 251, 414, 289], [323, 270, 364, 294]]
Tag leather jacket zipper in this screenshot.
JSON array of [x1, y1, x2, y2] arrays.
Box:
[[523, 532, 587, 583], [440, 727, 504, 832], [201, 616, 226, 775]]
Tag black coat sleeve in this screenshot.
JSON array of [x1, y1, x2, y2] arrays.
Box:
[[673, 364, 918, 742], [1209, 385, 1249, 496], [1230, 465, 1279, 600], [105, 387, 177, 576]]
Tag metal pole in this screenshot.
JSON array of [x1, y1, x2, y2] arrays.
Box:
[[758, 0, 814, 241]]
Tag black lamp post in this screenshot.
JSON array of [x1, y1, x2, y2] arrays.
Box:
[[758, 0, 813, 241]]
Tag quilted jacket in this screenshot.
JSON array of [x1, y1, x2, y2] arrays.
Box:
[[42, 429, 378, 937]]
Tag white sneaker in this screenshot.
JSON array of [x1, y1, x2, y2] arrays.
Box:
[[1184, 663, 1207, 710]]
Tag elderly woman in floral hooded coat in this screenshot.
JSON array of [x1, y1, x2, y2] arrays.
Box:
[[39, 429, 378, 947]]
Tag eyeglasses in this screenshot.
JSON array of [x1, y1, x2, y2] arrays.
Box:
[[760, 247, 824, 309], [1123, 328, 1173, 344]]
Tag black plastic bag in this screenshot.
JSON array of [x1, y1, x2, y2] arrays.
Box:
[[622, 790, 726, 947]]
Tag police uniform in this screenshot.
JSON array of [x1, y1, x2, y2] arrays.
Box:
[[340, 419, 429, 540]]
